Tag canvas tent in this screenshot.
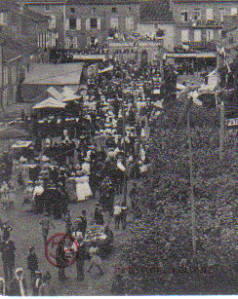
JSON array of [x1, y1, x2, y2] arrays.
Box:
[[32, 97, 66, 110]]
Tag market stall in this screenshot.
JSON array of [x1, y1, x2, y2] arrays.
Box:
[[84, 225, 113, 257]]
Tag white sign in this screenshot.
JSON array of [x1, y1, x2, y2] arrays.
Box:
[[226, 118, 238, 127]]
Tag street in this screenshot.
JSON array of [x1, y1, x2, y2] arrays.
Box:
[[0, 178, 133, 295]]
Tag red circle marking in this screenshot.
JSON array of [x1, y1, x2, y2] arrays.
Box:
[[45, 233, 79, 268]]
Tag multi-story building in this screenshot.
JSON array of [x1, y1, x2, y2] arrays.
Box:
[[1, 1, 50, 53], [0, 0, 50, 109], [23, 0, 67, 48], [137, 0, 175, 52], [171, 0, 238, 51], [64, 0, 140, 49]]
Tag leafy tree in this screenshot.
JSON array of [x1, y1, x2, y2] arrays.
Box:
[[113, 105, 238, 294]]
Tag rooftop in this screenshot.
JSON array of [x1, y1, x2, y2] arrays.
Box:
[[0, 30, 38, 61], [23, 63, 84, 85]]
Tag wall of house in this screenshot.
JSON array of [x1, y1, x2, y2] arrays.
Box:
[[172, 1, 238, 47], [1, 56, 23, 108], [108, 40, 162, 64], [137, 23, 175, 51], [64, 4, 140, 48], [24, 3, 65, 48], [0, 3, 49, 109], [173, 25, 222, 47], [172, 1, 238, 24]]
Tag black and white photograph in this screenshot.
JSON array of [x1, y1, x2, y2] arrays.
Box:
[[0, 0, 237, 296]]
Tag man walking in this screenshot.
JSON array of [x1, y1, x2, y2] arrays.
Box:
[[56, 238, 68, 281], [79, 210, 87, 238], [39, 213, 55, 245], [87, 242, 104, 276], [27, 246, 39, 285], [75, 238, 88, 281], [0, 237, 16, 281]]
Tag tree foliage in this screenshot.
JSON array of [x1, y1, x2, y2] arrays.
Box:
[[113, 105, 238, 294]]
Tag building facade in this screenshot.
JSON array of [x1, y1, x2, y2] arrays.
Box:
[[64, 0, 140, 49], [171, 0, 238, 51], [108, 39, 163, 64], [0, 1, 50, 109], [23, 0, 66, 48], [137, 0, 175, 52]]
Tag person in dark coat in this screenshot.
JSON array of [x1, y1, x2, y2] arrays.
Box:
[[63, 210, 72, 236], [78, 210, 87, 238], [101, 225, 114, 257], [94, 206, 104, 225], [27, 246, 39, 285], [0, 238, 16, 281], [8, 267, 27, 296], [75, 239, 88, 281], [56, 238, 67, 281], [39, 213, 55, 245], [1, 222, 13, 242], [121, 205, 127, 230]]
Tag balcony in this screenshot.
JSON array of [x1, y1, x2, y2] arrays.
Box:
[[190, 19, 222, 29], [175, 41, 217, 52]]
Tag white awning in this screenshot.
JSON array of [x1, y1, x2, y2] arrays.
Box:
[[164, 52, 217, 59], [11, 141, 32, 149], [33, 97, 66, 109], [98, 65, 114, 74]]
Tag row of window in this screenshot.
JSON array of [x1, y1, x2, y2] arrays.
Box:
[[181, 7, 238, 22], [45, 4, 131, 13], [181, 28, 220, 42], [65, 16, 134, 31], [37, 32, 57, 48]]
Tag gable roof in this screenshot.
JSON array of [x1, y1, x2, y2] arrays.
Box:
[[140, 0, 174, 23]]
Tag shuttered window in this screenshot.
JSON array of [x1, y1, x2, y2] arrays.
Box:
[[64, 19, 69, 30], [76, 18, 81, 30], [49, 15, 56, 29], [194, 29, 201, 42], [110, 17, 119, 28], [206, 8, 214, 21], [181, 29, 189, 42]]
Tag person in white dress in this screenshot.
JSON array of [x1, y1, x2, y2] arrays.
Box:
[[75, 169, 92, 202]]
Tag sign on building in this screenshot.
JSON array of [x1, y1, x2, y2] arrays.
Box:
[[226, 118, 238, 127]]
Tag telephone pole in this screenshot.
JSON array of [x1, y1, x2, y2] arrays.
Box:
[[0, 38, 4, 112], [187, 109, 196, 257]]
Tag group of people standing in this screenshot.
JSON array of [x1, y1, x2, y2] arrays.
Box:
[[0, 57, 164, 295]]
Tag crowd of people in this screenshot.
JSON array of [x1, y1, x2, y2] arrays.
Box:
[[0, 58, 165, 295]]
